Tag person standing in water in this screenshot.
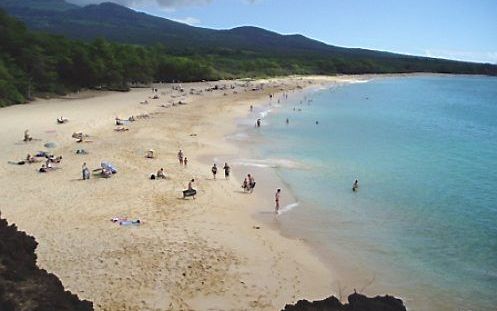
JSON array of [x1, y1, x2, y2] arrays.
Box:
[[352, 179, 359, 192], [211, 163, 218, 179], [223, 162, 230, 179], [286, 118, 289, 125], [275, 188, 281, 214]]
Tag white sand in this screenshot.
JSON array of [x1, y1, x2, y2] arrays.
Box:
[[0, 76, 357, 310]]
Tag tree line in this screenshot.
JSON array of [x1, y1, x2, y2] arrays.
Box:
[[1, 9, 496, 107]]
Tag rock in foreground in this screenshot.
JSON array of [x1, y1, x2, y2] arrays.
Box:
[[0, 217, 93, 311], [282, 292, 407, 311]]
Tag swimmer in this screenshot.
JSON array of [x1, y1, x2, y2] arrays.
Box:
[[352, 179, 359, 192]]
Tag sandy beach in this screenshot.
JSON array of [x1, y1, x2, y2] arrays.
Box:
[[0, 76, 362, 310]]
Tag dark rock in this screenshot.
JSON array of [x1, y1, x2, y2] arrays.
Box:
[[282, 292, 407, 311], [0, 217, 93, 311]]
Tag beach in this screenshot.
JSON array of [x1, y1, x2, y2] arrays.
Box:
[[0, 76, 351, 310]]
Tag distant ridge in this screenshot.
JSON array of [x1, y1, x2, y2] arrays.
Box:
[[0, 0, 491, 67]]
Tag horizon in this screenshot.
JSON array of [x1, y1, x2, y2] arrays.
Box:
[[65, 0, 497, 65]]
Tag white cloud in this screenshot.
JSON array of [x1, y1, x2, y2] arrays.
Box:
[[424, 49, 497, 64], [170, 16, 201, 25]]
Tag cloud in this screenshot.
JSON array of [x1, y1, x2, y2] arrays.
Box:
[[67, 0, 255, 9], [424, 49, 497, 64], [170, 16, 201, 25]]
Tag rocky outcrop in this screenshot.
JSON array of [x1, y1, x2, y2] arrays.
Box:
[[282, 292, 407, 311], [0, 217, 93, 311]]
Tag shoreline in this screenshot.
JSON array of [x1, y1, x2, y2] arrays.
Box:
[[0, 76, 355, 310]]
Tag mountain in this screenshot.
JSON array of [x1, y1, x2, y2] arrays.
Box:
[[1, 1, 340, 55], [0, 0, 78, 11], [0, 0, 492, 67], [1, 1, 496, 108]]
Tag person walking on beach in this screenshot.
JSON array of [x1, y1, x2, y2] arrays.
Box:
[[184, 157, 188, 167], [178, 150, 184, 165], [211, 163, 218, 179], [256, 119, 261, 128], [275, 188, 281, 214], [248, 174, 256, 193], [223, 162, 230, 179], [82, 162, 90, 180]]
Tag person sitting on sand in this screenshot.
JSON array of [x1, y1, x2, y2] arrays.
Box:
[[57, 116, 68, 124], [128, 116, 136, 122], [146, 149, 155, 159], [39, 164, 48, 173], [23, 129, 32, 142], [157, 168, 166, 179], [72, 132, 87, 143], [115, 117, 124, 126], [352, 179, 359, 192]]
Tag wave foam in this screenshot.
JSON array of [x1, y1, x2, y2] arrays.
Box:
[[278, 202, 299, 215], [232, 158, 306, 169]]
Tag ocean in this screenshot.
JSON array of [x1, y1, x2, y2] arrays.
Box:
[[235, 75, 497, 310]]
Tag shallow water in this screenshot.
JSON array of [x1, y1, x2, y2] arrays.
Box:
[[238, 75, 497, 310]]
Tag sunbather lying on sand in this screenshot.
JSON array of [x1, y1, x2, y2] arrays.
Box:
[[9, 154, 41, 165], [92, 168, 112, 178], [47, 155, 63, 163], [114, 127, 129, 132]]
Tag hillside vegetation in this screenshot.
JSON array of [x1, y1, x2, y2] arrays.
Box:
[[1, 1, 496, 107]]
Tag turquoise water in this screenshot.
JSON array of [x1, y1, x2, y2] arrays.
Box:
[[254, 76, 497, 310]]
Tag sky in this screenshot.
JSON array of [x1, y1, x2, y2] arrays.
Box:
[[66, 0, 497, 64]]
